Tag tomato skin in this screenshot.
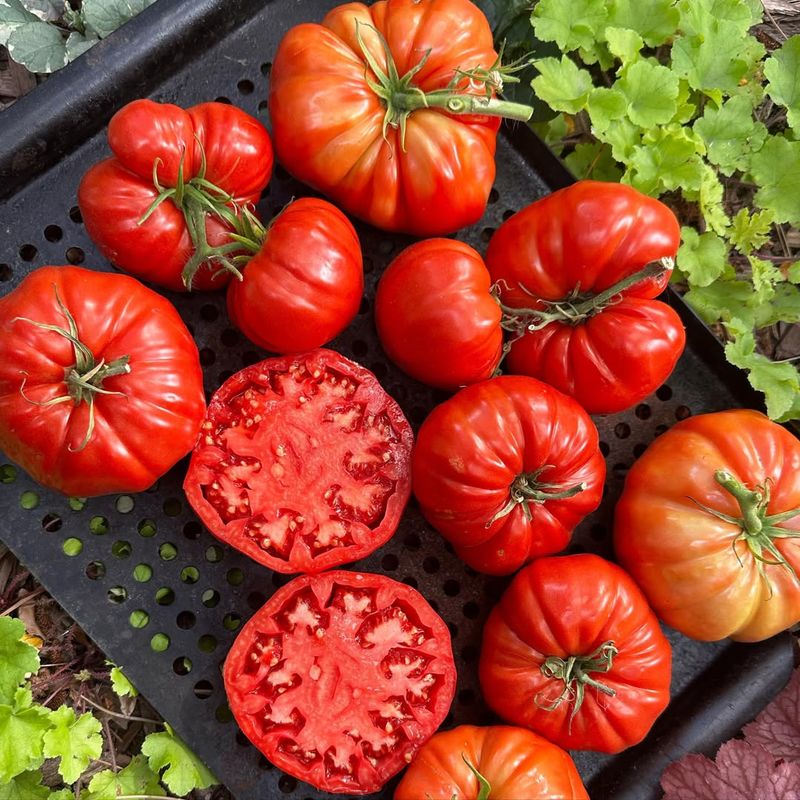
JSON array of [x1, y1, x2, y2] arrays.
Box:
[[412, 376, 605, 575], [269, 0, 503, 235], [224, 570, 456, 794], [0, 266, 205, 496], [375, 239, 503, 390], [479, 554, 672, 753], [394, 725, 588, 800], [487, 180, 685, 414], [614, 409, 800, 642], [78, 99, 273, 292], [227, 198, 363, 353]]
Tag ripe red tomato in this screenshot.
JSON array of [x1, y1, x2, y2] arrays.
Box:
[[375, 239, 503, 390], [615, 409, 800, 642], [269, 0, 532, 235], [486, 181, 685, 414], [0, 266, 205, 496], [394, 725, 588, 800], [412, 376, 605, 575], [224, 570, 456, 794], [183, 349, 413, 573], [227, 198, 363, 353], [479, 554, 672, 753], [78, 99, 273, 292]]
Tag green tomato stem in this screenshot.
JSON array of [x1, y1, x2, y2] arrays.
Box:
[[462, 754, 492, 800], [393, 89, 532, 121]]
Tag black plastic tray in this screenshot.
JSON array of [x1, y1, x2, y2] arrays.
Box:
[[0, 2, 794, 799]]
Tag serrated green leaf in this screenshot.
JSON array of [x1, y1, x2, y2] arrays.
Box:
[[673, 79, 697, 124], [608, 0, 680, 46], [142, 729, 217, 796], [596, 115, 642, 161], [0, 618, 39, 705], [604, 27, 643, 65], [586, 86, 627, 131], [0, 702, 51, 782], [748, 255, 781, 301], [626, 125, 705, 194], [532, 112, 570, 149], [693, 95, 768, 175], [531, 55, 594, 114], [18, 0, 59, 22], [0, 770, 49, 800], [699, 163, 730, 234], [765, 35, 800, 131], [6, 19, 66, 72], [616, 59, 680, 127], [0, 0, 38, 43], [81, 0, 155, 39], [684, 278, 755, 325], [672, 21, 750, 92], [750, 136, 800, 226], [47, 791, 73, 800], [788, 262, 800, 283], [678, 0, 762, 38], [109, 665, 139, 697], [42, 707, 102, 784], [532, 0, 607, 52], [753, 283, 800, 328], [84, 756, 165, 800], [729, 208, 774, 254], [676, 227, 729, 287], [565, 141, 624, 181], [65, 30, 98, 60], [577, 39, 615, 71]]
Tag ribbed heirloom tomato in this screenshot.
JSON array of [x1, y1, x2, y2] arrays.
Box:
[[615, 409, 800, 642], [394, 725, 588, 800], [487, 181, 685, 414], [412, 376, 605, 575], [225, 570, 456, 794], [0, 266, 205, 496], [269, 0, 532, 235], [183, 349, 413, 573]]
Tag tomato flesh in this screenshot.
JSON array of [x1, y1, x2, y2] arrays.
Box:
[[184, 350, 413, 573], [225, 571, 456, 794]]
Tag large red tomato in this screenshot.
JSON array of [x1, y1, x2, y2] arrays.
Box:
[[615, 409, 800, 642], [0, 266, 205, 496], [394, 725, 589, 800], [227, 198, 364, 353], [183, 349, 413, 573], [486, 181, 685, 414], [269, 0, 532, 235], [412, 376, 605, 575], [375, 239, 503, 390], [479, 554, 672, 753], [224, 570, 456, 794], [78, 99, 273, 291]]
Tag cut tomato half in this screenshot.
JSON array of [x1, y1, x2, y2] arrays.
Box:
[[184, 349, 413, 573], [224, 570, 457, 794]]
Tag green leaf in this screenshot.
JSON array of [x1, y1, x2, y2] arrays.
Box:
[[81, 0, 155, 39], [596, 116, 642, 161], [19, 0, 60, 22], [604, 26, 643, 65], [750, 136, 800, 226], [627, 125, 705, 194], [565, 142, 624, 181], [0, 618, 39, 705], [65, 30, 98, 60], [788, 262, 800, 284], [748, 255, 782, 301], [0, 770, 49, 800], [608, 0, 680, 46], [729, 208, 775, 254], [531, 56, 594, 114], [672, 21, 750, 93], [47, 791, 73, 800], [699, 163, 730, 234], [43, 707, 102, 784], [0, 702, 51, 782], [678, 0, 762, 38], [578, 40, 615, 71], [675, 227, 729, 287], [109, 665, 139, 698], [142, 728, 217, 796], [753, 283, 800, 328], [586, 86, 627, 131], [684, 278, 755, 325], [532, 0, 607, 52], [765, 35, 800, 131], [532, 112, 570, 150], [83, 756, 165, 800], [693, 95, 768, 175], [6, 19, 66, 72], [616, 60, 680, 127], [0, 0, 38, 43]]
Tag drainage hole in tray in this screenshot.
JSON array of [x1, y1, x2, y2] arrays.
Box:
[[90, 515, 109, 535], [163, 497, 182, 517], [133, 563, 152, 582], [107, 586, 127, 604], [155, 587, 175, 606], [205, 545, 223, 563], [198, 634, 217, 653], [202, 589, 221, 608], [215, 703, 233, 723], [42, 512, 62, 532], [174, 656, 193, 675], [68, 205, 82, 224], [112, 540, 132, 559], [18, 243, 37, 261], [62, 538, 82, 556], [85, 561, 105, 580], [20, 490, 39, 510], [151, 633, 170, 652], [159, 542, 178, 561], [44, 224, 63, 242], [129, 610, 149, 629], [237, 79, 254, 95], [115, 495, 134, 513], [194, 679, 213, 700], [0, 263, 11, 281], [247, 591, 266, 610], [138, 518, 157, 537], [65, 246, 85, 265], [177, 611, 196, 630], [181, 566, 200, 584], [279, 775, 297, 794], [381, 553, 399, 571]]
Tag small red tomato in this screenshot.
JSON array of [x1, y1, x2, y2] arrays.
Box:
[[375, 239, 503, 390], [412, 376, 605, 575], [479, 554, 672, 753], [487, 180, 685, 414], [227, 198, 363, 353]]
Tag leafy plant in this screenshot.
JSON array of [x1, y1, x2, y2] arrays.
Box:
[[0, 0, 157, 74], [489, 0, 800, 420], [0, 616, 217, 798]]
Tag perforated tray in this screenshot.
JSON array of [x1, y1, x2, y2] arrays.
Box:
[[0, 2, 794, 798]]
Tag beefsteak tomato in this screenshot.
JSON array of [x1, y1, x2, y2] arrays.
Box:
[[227, 198, 363, 353], [224, 570, 456, 794], [269, 0, 532, 235], [394, 724, 588, 800], [486, 181, 685, 414], [375, 239, 503, 390], [183, 349, 413, 573], [479, 554, 672, 753], [412, 376, 605, 575], [615, 409, 800, 642], [78, 99, 273, 291], [0, 266, 205, 496]]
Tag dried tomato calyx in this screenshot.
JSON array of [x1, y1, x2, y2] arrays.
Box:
[[13, 286, 131, 452], [537, 640, 618, 724], [495, 257, 674, 336], [462, 754, 492, 800], [486, 466, 586, 527]]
